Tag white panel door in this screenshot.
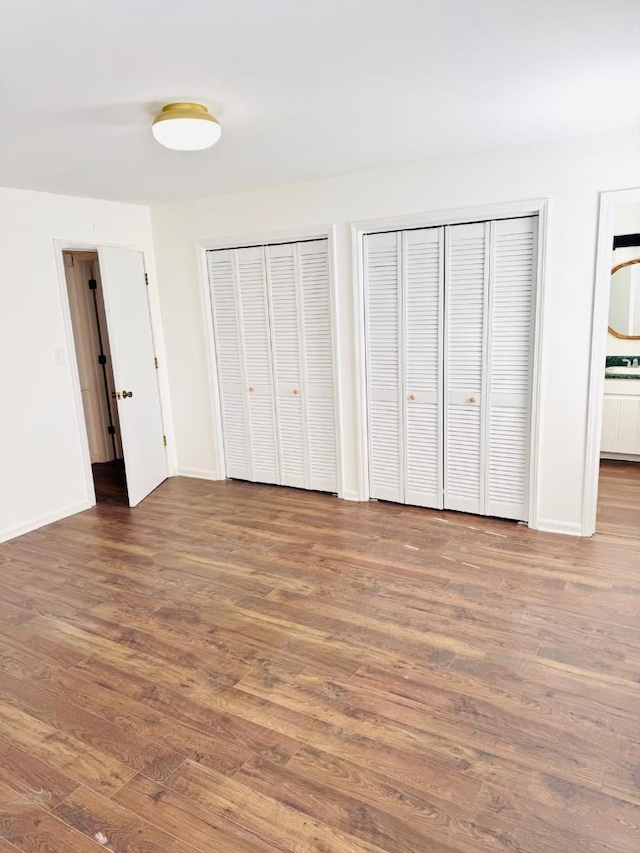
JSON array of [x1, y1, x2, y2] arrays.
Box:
[[298, 240, 338, 492], [98, 247, 167, 507], [208, 249, 251, 480], [485, 217, 536, 520], [404, 228, 444, 508], [236, 247, 280, 485], [266, 243, 307, 489], [444, 222, 489, 515], [365, 231, 403, 502]]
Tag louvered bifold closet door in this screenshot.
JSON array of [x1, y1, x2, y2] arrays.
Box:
[[404, 228, 444, 508], [485, 217, 536, 521], [365, 231, 403, 502], [266, 243, 307, 489], [236, 247, 280, 485], [444, 222, 489, 515], [208, 250, 252, 480], [298, 240, 338, 492]]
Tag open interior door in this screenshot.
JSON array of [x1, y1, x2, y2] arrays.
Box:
[[98, 247, 167, 506]]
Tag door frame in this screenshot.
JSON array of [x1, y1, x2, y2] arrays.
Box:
[[196, 225, 345, 497], [351, 198, 549, 530], [582, 186, 640, 536], [54, 239, 171, 507]]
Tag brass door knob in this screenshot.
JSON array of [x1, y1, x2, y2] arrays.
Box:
[[122, 390, 133, 399], [409, 393, 416, 401], [293, 389, 299, 395], [249, 386, 255, 393], [469, 396, 477, 403]]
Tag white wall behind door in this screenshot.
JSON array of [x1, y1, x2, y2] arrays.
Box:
[[0, 187, 174, 543], [151, 124, 640, 535]]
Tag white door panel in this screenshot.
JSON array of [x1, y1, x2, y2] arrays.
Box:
[[365, 231, 403, 502], [266, 242, 306, 488], [298, 240, 337, 492], [236, 247, 280, 485], [98, 247, 167, 507], [444, 222, 488, 515], [208, 249, 251, 481], [404, 227, 443, 509], [485, 217, 536, 521]]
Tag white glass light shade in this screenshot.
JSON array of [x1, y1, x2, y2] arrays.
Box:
[[152, 103, 221, 151]]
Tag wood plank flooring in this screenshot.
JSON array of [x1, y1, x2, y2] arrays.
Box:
[[0, 460, 638, 852]]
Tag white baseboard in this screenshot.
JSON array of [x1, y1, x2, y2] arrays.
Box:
[[535, 518, 584, 537], [601, 453, 640, 462], [0, 500, 94, 544], [176, 468, 224, 481], [341, 489, 367, 502]]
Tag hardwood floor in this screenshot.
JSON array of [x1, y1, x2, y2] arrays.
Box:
[[91, 459, 127, 505], [0, 460, 638, 852]]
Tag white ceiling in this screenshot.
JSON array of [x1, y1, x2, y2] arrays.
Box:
[[3, 0, 640, 205]]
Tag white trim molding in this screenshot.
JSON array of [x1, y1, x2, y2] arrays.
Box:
[[536, 519, 583, 537], [0, 500, 93, 544], [176, 467, 224, 481], [582, 186, 640, 537], [351, 198, 549, 530], [196, 224, 346, 498]]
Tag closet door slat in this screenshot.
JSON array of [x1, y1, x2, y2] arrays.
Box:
[[266, 243, 307, 489], [404, 228, 444, 508], [236, 247, 280, 485], [444, 222, 489, 515], [365, 231, 403, 502], [485, 216, 536, 521], [299, 240, 338, 492], [208, 250, 252, 480]]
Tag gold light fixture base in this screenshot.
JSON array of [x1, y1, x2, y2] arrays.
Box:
[[152, 102, 221, 151], [153, 102, 217, 125]]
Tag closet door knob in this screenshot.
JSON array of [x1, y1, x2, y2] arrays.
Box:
[[409, 393, 416, 401], [469, 396, 477, 403], [293, 389, 299, 395], [249, 386, 254, 393]]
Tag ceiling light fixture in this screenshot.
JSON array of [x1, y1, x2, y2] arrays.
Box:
[[152, 102, 221, 151]]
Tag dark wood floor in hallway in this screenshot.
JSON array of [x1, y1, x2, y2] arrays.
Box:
[[0, 461, 638, 853]]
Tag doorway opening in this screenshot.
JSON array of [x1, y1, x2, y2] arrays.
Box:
[[63, 251, 128, 505], [597, 202, 640, 536]]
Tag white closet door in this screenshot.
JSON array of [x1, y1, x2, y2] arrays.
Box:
[[365, 231, 403, 502], [298, 240, 337, 492], [485, 217, 536, 521], [266, 243, 307, 489], [236, 247, 280, 485], [404, 228, 444, 508], [208, 250, 251, 480], [444, 222, 489, 515]]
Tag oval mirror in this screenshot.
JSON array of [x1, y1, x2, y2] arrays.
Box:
[[609, 258, 640, 339]]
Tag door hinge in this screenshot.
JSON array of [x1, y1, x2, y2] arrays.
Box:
[[144, 273, 149, 286], [107, 425, 116, 435], [98, 354, 107, 365], [88, 278, 97, 291], [154, 356, 158, 369], [163, 435, 167, 447]]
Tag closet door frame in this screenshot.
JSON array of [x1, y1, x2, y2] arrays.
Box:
[[197, 225, 344, 496], [352, 199, 549, 530]]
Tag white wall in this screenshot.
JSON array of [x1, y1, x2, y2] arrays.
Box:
[[0, 187, 174, 542], [151, 124, 640, 535], [608, 202, 640, 356]]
